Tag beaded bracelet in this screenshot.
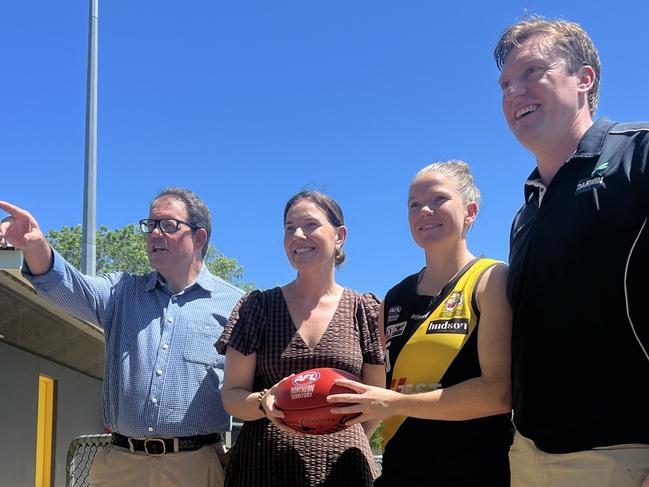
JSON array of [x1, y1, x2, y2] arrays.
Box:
[[258, 389, 269, 412]]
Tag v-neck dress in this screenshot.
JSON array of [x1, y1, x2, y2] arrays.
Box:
[[216, 286, 384, 486]]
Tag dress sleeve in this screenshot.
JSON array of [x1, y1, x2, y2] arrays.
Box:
[[215, 290, 265, 356], [357, 292, 385, 365]]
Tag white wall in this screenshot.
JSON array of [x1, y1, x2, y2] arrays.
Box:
[[0, 341, 103, 487]]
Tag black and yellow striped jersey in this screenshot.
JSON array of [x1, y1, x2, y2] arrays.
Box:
[[377, 257, 513, 485]]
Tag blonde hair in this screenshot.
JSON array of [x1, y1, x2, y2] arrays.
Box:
[[413, 160, 481, 207], [494, 15, 601, 115]]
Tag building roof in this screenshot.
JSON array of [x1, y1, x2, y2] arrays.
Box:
[[0, 250, 104, 379]]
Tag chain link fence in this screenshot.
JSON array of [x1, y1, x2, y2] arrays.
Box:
[[65, 434, 111, 487], [65, 432, 382, 486]]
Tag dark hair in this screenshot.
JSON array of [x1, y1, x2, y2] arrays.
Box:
[[494, 15, 601, 115], [152, 188, 211, 259], [283, 190, 346, 266]]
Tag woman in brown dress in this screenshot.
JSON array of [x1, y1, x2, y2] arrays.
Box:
[[216, 190, 385, 486]]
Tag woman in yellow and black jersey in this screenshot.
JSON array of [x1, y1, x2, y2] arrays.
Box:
[[328, 161, 514, 486]]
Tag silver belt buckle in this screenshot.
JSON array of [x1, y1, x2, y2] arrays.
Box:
[[143, 438, 167, 456]]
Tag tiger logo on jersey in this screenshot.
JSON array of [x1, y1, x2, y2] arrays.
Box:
[[441, 291, 464, 318]]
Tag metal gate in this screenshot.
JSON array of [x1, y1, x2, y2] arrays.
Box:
[[65, 434, 111, 487]]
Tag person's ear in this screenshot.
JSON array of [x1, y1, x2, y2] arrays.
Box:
[[194, 228, 208, 255], [464, 202, 478, 227], [576, 65, 596, 94], [336, 225, 347, 247]]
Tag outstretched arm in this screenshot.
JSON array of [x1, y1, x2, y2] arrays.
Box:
[[0, 201, 52, 275], [0, 200, 123, 328]]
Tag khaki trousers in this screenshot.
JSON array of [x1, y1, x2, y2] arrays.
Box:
[[510, 432, 649, 487], [90, 443, 226, 487]]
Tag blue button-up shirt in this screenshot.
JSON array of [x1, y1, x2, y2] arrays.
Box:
[[26, 249, 243, 438]]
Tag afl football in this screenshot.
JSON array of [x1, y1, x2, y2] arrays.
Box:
[[274, 367, 360, 435]]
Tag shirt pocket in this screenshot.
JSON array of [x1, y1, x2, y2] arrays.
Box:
[[183, 321, 221, 366]]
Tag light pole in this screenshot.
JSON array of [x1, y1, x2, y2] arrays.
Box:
[[81, 0, 98, 275]]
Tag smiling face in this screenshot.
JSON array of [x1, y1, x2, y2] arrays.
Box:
[[499, 34, 593, 153], [408, 171, 476, 251], [146, 196, 205, 281], [283, 199, 346, 271]]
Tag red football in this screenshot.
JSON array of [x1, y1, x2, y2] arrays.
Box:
[[274, 367, 361, 435]]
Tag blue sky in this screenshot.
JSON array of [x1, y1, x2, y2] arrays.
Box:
[[2, 1, 648, 297]]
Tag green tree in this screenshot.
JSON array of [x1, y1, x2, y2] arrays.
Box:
[[47, 224, 253, 289], [369, 421, 384, 453]]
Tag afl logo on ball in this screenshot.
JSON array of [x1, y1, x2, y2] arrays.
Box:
[[292, 371, 321, 386]]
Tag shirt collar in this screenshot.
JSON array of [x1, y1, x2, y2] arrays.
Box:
[[523, 116, 615, 199], [523, 167, 544, 200], [144, 264, 215, 293], [571, 116, 615, 159]]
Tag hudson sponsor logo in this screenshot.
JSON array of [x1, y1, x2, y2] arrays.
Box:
[[426, 318, 469, 335], [386, 321, 407, 340], [387, 305, 402, 323]]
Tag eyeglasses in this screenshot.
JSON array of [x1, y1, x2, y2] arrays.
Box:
[[139, 218, 199, 234]]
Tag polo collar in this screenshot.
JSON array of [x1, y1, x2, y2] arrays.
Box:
[[144, 264, 215, 293], [571, 117, 616, 159], [523, 117, 616, 199]]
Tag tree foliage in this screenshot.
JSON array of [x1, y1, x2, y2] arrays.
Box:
[[369, 421, 384, 453], [47, 224, 253, 290]]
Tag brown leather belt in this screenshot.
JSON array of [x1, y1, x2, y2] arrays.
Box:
[[111, 432, 222, 456]]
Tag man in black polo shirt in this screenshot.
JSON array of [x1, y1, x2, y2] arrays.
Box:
[[494, 16, 649, 487]]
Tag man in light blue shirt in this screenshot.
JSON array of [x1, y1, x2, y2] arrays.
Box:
[[0, 188, 243, 487]]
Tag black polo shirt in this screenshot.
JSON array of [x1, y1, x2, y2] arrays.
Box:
[[507, 117, 649, 453]]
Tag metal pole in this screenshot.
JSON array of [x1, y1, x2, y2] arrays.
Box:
[[81, 0, 98, 275]]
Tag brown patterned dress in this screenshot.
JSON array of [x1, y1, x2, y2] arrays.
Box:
[[215, 287, 384, 487]]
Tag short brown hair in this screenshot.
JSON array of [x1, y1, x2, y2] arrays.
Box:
[[494, 16, 601, 115], [284, 190, 346, 266]]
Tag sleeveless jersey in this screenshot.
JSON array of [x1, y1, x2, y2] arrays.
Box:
[[379, 257, 513, 484]]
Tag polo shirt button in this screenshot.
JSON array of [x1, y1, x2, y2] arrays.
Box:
[[148, 427, 154, 432], [162, 344, 169, 350], [156, 369, 163, 376], [151, 397, 157, 403]]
